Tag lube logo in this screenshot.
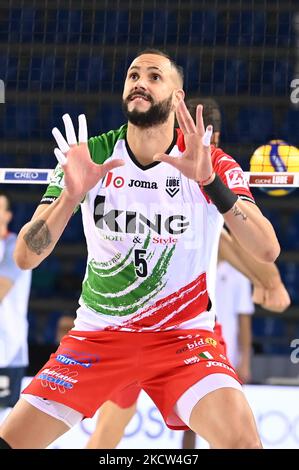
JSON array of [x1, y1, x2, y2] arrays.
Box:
[[93, 196, 189, 235], [165, 176, 180, 198]]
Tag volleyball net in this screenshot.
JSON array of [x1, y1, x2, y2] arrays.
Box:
[[1, 168, 299, 189]]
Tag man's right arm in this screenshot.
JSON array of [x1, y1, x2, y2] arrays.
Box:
[[14, 191, 78, 270]]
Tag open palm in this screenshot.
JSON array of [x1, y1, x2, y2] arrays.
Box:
[[52, 114, 124, 202], [153, 100, 213, 183]]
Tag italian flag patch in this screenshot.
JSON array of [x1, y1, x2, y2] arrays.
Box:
[[198, 351, 213, 359]]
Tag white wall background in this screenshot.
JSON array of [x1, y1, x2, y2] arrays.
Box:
[[1, 383, 299, 449]]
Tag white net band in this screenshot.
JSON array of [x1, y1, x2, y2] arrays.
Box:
[[1, 168, 299, 188]]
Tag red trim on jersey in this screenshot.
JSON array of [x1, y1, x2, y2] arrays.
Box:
[[176, 127, 185, 152], [175, 128, 254, 203], [105, 272, 209, 332], [208, 147, 254, 202]]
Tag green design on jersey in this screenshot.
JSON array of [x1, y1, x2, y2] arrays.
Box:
[[87, 233, 151, 294], [90, 246, 135, 278], [81, 233, 176, 316]]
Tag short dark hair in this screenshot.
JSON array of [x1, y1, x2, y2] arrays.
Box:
[[186, 97, 221, 132], [136, 48, 184, 85], [0, 191, 11, 210]]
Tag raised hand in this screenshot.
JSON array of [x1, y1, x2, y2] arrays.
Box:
[[153, 100, 214, 184], [52, 114, 125, 203]]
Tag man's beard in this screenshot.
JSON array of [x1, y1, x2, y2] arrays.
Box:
[[122, 93, 173, 128]]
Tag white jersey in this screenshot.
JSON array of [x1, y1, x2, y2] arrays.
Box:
[[215, 261, 255, 367], [0, 233, 32, 367], [41, 125, 254, 333]]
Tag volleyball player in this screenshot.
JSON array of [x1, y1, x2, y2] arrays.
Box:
[[0, 49, 280, 449]]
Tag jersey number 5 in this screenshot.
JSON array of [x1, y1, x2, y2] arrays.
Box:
[[134, 249, 148, 278]]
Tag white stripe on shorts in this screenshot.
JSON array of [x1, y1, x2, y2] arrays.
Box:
[[21, 393, 83, 428], [174, 373, 243, 426]]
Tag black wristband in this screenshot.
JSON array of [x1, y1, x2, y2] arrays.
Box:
[[202, 174, 238, 214]]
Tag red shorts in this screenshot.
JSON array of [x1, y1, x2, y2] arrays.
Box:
[[23, 328, 238, 430], [213, 321, 228, 357], [110, 322, 229, 410], [110, 382, 141, 408]]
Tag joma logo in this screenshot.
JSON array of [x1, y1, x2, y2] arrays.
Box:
[[128, 179, 158, 189]]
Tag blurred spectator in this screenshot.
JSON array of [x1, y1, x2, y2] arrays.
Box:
[[0, 191, 32, 411]]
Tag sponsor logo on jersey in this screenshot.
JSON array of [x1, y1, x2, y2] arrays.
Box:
[[225, 168, 248, 190], [56, 354, 91, 368], [205, 337, 217, 347], [40, 196, 57, 204], [152, 236, 178, 245], [96, 252, 122, 268], [103, 172, 158, 190], [57, 347, 100, 365], [103, 172, 125, 188], [185, 338, 205, 350], [94, 195, 189, 235], [184, 356, 200, 365], [206, 361, 235, 373], [177, 340, 215, 354], [165, 176, 180, 197], [99, 233, 124, 242], [128, 179, 158, 189], [37, 366, 79, 391]]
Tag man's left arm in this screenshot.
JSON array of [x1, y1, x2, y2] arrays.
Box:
[[155, 100, 280, 263], [223, 199, 280, 263]]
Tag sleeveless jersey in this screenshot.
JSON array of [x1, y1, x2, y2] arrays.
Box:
[[41, 125, 254, 332]]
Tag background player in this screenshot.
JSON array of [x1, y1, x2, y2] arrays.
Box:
[[0, 192, 32, 416]]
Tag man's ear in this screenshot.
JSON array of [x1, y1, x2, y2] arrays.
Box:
[[174, 89, 185, 102], [172, 89, 185, 111]]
